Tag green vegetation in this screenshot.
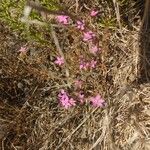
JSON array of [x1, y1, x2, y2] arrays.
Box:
[[0, 0, 59, 44]]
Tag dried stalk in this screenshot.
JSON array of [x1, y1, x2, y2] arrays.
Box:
[[50, 25, 70, 77]]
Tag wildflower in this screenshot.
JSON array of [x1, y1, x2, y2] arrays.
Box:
[[90, 45, 99, 54], [90, 10, 99, 17], [79, 61, 89, 70], [58, 90, 76, 109], [90, 60, 97, 68], [56, 15, 70, 24], [83, 31, 95, 41], [79, 62, 85, 70], [69, 98, 76, 106], [76, 20, 85, 30], [18, 47, 27, 52], [74, 80, 83, 89], [54, 56, 64, 66], [90, 94, 105, 107], [85, 62, 90, 69]]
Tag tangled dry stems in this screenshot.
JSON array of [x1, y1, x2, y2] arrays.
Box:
[[0, 0, 150, 150]]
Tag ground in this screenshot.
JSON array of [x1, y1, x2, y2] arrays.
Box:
[[0, 0, 150, 150]]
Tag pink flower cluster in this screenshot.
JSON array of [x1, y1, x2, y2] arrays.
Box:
[[80, 59, 97, 70], [54, 9, 106, 109], [58, 89, 76, 109], [54, 9, 100, 68], [56, 9, 98, 25], [58, 89, 105, 109], [57, 81, 106, 109], [55, 10, 100, 52], [56, 15, 70, 24]]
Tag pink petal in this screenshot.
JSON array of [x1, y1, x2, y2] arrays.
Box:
[[90, 94, 105, 107], [58, 90, 76, 109], [69, 98, 76, 106], [80, 60, 92, 70], [76, 20, 85, 30], [74, 80, 83, 88], [90, 45, 99, 54], [90, 10, 99, 17], [83, 31, 95, 41], [18, 47, 27, 52], [56, 15, 70, 24], [79, 62, 89, 70], [90, 60, 97, 68], [54, 57, 64, 66]]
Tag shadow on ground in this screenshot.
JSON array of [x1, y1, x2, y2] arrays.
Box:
[[138, 0, 150, 83]]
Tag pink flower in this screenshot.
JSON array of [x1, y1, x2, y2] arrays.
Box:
[[18, 47, 27, 52], [90, 94, 105, 107], [56, 15, 70, 24], [80, 58, 97, 70], [85, 62, 90, 68], [90, 10, 99, 17], [79, 62, 85, 70], [79, 58, 91, 70], [83, 31, 95, 41], [76, 20, 85, 30], [54, 56, 64, 66], [90, 45, 99, 54], [58, 90, 76, 109], [90, 60, 97, 68], [69, 98, 76, 106], [79, 61, 89, 70], [74, 80, 83, 89]]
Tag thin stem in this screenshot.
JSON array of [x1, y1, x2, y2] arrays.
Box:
[[50, 25, 70, 77]]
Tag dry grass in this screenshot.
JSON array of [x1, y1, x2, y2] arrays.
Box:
[[0, 0, 150, 150]]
